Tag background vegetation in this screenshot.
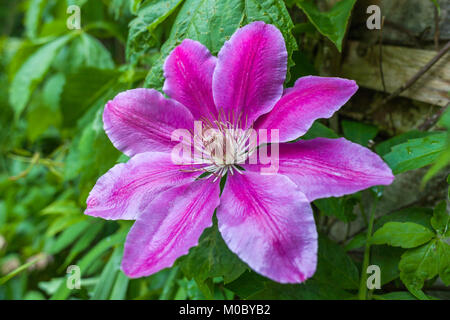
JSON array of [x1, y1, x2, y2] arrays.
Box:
[[0, 0, 448, 300]]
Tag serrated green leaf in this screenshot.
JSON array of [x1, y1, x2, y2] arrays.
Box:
[[126, 0, 185, 61], [431, 201, 449, 236], [371, 245, 405, 285], [225, 270, 353, 300], [145, 0, 297, 89], [314, 196, 357, 222], [399, 240, 439, 299], [314, 235, 360, 290], [373, 292, 417, 300], [177, 218, 247, 287], [437, 241, 450, 285]]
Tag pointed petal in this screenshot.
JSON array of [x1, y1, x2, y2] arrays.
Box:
[[255, 76, 358, 142], [122, 180, 220, 278], [85, 152, 199, 220], [103, 88, 194, 156], [163, 39, 218, 121], [250, 138, 394, 201], [212, 21, 287, 128], [217, 172, 317, 283]]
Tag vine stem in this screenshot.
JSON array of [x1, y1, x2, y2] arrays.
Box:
[[358, 197, 378, 300]]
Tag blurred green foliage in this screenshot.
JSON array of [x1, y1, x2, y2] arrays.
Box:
[[0, 0, 448, 300]]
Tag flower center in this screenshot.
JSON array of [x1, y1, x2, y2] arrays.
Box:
[[193, 120, 256, 180]]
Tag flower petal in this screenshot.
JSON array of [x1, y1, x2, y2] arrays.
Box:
[[85, 152, 199, 220], [122, 179, 220, 278], [163, 39, 218, 121], [255, 76, 358, 142], [212, 21, 287, 128], [251, 138, 394, 201], [103, 88, 194, 156], [217, 172, 317, 283]]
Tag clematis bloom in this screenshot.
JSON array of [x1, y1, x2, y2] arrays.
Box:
[[85, 21, 394, 283]]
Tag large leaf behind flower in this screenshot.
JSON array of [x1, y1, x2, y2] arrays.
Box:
[[141, 0, 298, 89]]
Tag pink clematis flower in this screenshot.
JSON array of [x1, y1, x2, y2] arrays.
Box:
[[85, 21, 394, 283]]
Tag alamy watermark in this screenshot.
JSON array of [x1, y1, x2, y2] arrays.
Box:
[[66, 265, 81, 289], [366, 265, 381, 290], [367, 5, 382, 30], [67, 5, 81, 30]]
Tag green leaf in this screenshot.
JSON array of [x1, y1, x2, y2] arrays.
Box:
[[295, 0, 357, 51], [431, 201, 449, 236], [109, 271, 129, 300], [91, 247, 122, 300], [301, 121, 339, 140], [177, 218, 247, 289], [371, 222, 435, 249], [61, 67, 121, 126], [24, 0, 46, 39], [51, 228, 128, 300], [383, 132, 447, 174], [373, 292, 417, 300], [423, 143, 450, 185], [399, 240, 439, 299], [9, 34, 73, 119], [224, 271, 266, 299], [145, 0, 297, 89], [314, 235, 360, 290], [249, 279, 353, 300], [341, 120, 378, 146], [423, 108, 450, 184], [126, 0, 185, 62], [26, 73, 65, 141], [225, 271, 353, 300], [64, 104, 121, 201], [63, 222, 104, 266], [375, 130, 438, 156], [437, 241, 450, 285], [48, 220, 91, 255], [314, 196, 358, 222], [54, 33, 114, 74], [375, 207, 433, 231], [371, 245, 405, 285]]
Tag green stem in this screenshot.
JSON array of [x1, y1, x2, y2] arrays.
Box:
[[358, 197, 378, 300]]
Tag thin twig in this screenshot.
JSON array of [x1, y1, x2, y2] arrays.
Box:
[[418, 103, 449, 131], [434, 5, 440, 51], [381, 41, 450, 105]]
